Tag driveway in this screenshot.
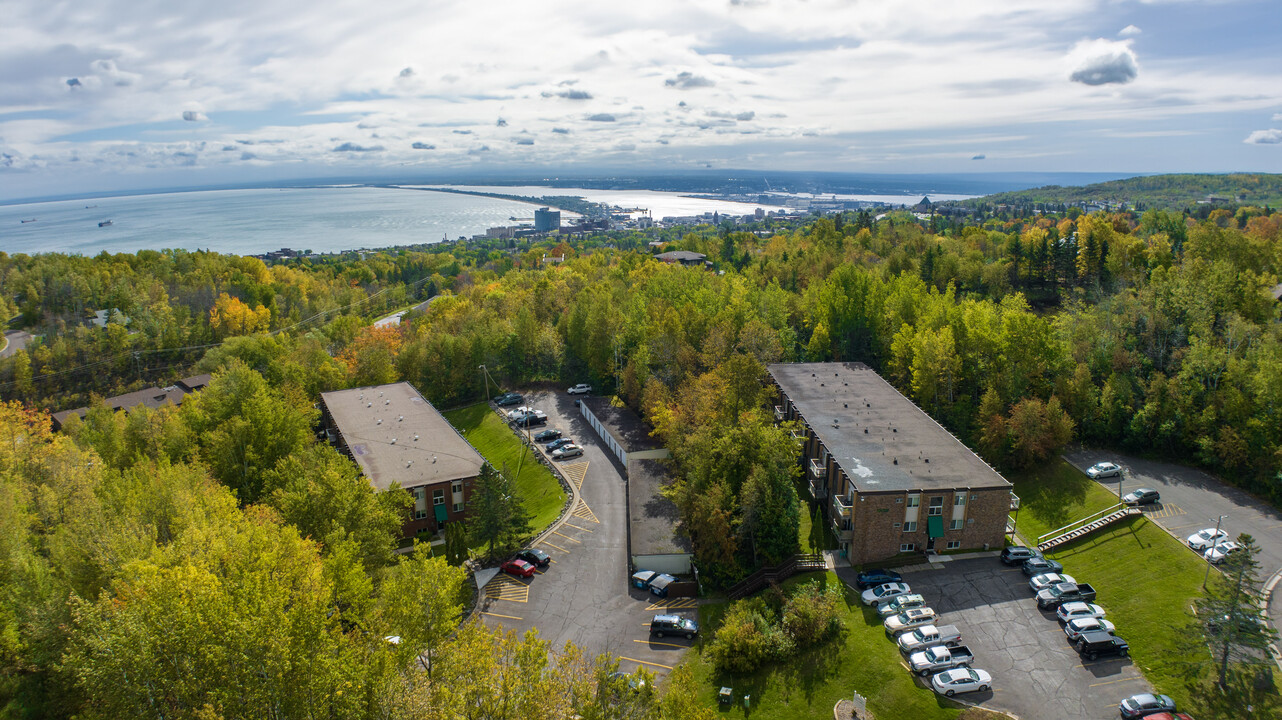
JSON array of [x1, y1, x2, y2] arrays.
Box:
[[844, 557, 1152, 720], [0, 330, 29, 359], [477, 390, 694, 677], [1064, 450, 1282, 636]]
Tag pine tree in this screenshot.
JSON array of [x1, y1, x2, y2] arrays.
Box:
[[467, 463, 532, 557], [1195, 534, 1278, 692]]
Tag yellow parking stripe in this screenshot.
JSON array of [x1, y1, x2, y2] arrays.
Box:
[[483, 576, 531, 603], [1141, 504, 1185, 519], [562, 521, 593, 533], [1088, 676, 1144, 688], [646, 598, 699, 610], [572, 499, 601, 524], [635, 639, 690, 649], [618, 656, 673, 670], [540, 540, 568, 553], [482, 611, 524, 620], [561, 462, 589, 489], [552, 530, 582, 544]]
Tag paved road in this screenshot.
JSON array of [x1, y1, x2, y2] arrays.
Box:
[[1064, 450, 1282, 638], [477, 390, 694, 677], [840, 557, 1152, 720], [0, 330, 30, 359]]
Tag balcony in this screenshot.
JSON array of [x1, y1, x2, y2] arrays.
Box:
[[773, 405, 785, 422], [790, 427, 808, 443], [808, 476, 828, 500], [831, 493, 852, 520], [830, 515, 852, 541], [809, 458, 827, 479]]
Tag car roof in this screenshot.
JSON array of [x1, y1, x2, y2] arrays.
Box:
[[1079, 629, 1118, 642], [653, 614, 680, 622]]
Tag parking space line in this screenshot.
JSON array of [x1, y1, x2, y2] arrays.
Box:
[[562, 521, 593, 533], [647, 598, 699, 610], [540, 540, 569, 553], [1141, 504, 1185, 519], [1088, 676, 1143, 688], [551, 530, 582, 544], [633, 639, 690, 649], [561, 461, 589, 489], [572, 499, 600, 524], [481, 611, 524, 620], [483, 576, 531, 603], [618, 656, 673, 670]]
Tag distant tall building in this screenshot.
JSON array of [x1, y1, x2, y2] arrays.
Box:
[[535, 207, 561, 232]]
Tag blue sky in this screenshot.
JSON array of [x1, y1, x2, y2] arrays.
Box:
[[1, 0, 1279, 199]]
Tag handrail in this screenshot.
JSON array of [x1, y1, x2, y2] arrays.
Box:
[[1038, 503, 1126, 542]]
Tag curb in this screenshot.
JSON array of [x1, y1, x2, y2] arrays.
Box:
[[1264, 569, 1282, 670], [493, 404, 582, 553]]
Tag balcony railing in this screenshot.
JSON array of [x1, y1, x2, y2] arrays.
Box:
[[790, 427, 807, 443], [808, 476, 828, 500], [773, 405, 785, 422], [831, 493, 852, 519], [830, 515, 852, 541], [809, 458, 827, 479]]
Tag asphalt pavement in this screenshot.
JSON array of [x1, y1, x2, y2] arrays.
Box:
[[476, 390, 696, 678], [0, 330, 29, 359]]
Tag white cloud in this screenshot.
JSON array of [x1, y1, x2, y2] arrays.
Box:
[[1244, 128, 1282, 144], [1118, 25, 1142, 37], [1067, 39, 1139, 86]]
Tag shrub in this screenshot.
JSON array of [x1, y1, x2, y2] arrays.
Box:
[[706, 598, 793, 674], [782, 580, 844, 648]]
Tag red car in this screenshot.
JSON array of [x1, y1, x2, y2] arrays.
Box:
[[500, 559, 536, 578]]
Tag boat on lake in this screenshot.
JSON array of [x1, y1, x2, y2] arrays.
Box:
[[20, 219, 36, 223], [98, 220, 113, 227]]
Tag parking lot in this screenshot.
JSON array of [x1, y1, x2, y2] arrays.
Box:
[[476, 389, 697, 677], [863, 557, 1153, 720]]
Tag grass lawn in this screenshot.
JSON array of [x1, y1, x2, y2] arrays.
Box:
[[684, 572, 965, 720], [1008, 458, 1120, 543], [1045, 515, 1206, 704], [798, 497, 839, 553], [444, 403, 566, 538]]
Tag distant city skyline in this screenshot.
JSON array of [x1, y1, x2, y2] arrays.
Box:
[[2, 0, 1280, 200]]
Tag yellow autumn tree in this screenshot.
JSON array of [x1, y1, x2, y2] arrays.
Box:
[[209, 293, 271, 339]]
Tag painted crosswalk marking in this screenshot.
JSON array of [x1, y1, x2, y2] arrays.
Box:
[[1141, 503, 1185, 519], [561, 461, 589, 490], [484, 575, 530, 602], [572, 499, 600, 524], [646, 598, 699, 610]]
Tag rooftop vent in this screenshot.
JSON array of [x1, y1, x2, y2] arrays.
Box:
[[390, 438, 396, 444], [376, 418, 382, 425], [406, 460, 413, 468], [893, 458, 898, 465], [413, 434, 419, 441], [398, 415, 403, 422], [367, 402, 372, 407]]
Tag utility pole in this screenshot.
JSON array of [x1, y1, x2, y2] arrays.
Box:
[[1203, 514, 1227, 589]]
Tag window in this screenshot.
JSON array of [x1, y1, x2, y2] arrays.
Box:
[[946, 540, 961, 550], [928, 497, 944, 516], [903, 521, 917, 533], [895, 497, 903, 504], [950, 519, 963, 531], [893, 522, 901, 529], [432, 489, 445, 506], [954, 494, 967, 506], [453, 502, 464, 513], [452, 482, 463, 494], [906, 494, 920, 508], [413, 488, 426, 520], [900, 543, 916, 552]]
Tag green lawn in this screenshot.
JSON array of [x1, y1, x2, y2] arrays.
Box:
[[444, 403, 566, 538], [1008, 459, 1120, 543], [684, 572, 965, 720], [798, 497, 839, 553]]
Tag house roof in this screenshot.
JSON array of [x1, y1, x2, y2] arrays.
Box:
[[768, 362, 1010, 494], [580, 396, 662, 454], [51, 384, 190, 430], [627, 458, 691, 557], [321, 382, 484, 491], [655, 250, 706, 263]]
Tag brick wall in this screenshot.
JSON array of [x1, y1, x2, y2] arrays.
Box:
[[848, 487, 1009, 565]]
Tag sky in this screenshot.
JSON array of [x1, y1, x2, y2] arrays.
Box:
[[1, 0, 1280, 200]]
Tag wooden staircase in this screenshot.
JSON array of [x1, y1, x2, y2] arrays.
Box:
[[1037, 505, 1141, 553], [727, 554, 827, 601]]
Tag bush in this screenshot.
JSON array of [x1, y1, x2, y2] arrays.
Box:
[[782, 580, 844, 648], [706, 598, 793, 674]]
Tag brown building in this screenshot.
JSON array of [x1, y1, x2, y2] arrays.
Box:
[[320, 382, 485, 539], [768, 362, 1013, 566], [51, 373, 212, 431]]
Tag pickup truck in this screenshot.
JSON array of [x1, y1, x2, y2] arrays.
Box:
[[897, 624, 962, 654], [1036, 582, 1097, 610], [907, 645, 975, 677]]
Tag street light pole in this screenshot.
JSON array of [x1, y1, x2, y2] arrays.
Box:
[[1202, 514, 1228, 589]]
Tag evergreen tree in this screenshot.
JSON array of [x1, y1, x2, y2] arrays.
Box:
[[1194, 534, 1278, 692], [467, 463, 532, 556]]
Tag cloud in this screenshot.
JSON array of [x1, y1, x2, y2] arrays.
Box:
[[665, 72, 715, 89], [586, 113, 616, 122], [411, 141, 435, 149], [240, 151, 256, 160], [1118, 25, 1142, 37], [552, 127, 570, 134], [332, 142, 383, 152], [495, 117, 507, 127], [399, 67, 414, 77], [972, 154, 986, 160], [65, 77, 81, 88], [1274, 114, 1282, 122], [181, 110, 205, 121], [1244, 129, 1282, 144], [452, 129, 473, 135], [1068, 39, 1139, 86], [512, 137, 534, 145], [558, 89, 592, 100]]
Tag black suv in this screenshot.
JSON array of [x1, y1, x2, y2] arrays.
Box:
[[1075, 630, 1129, 661], [516, 548, 550, 569], [1001, 546, 1041, 565], [494, 392, 523, 407], [855, 569, 903, 590], [650, 614, 699, 639]]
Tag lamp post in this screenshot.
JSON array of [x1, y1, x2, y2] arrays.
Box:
[[1202, 514, 1228, 589]]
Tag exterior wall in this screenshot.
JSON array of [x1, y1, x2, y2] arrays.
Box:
[[400, 476, 477, 538], [580, 401, 627, 466], [633, 553, 693, 576], [845, 487, 1009, 566]]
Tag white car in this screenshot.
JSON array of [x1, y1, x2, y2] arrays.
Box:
[[884, 608, 937, 636], [567, 384, 592, 394], [930, 667, 991, 697], [1056, 602, 1106, 624], [1206, 541, 1241, 564], [861, 582, 912, 607], [1064, 617, 1116, 642], [878, 593, 927, 617], [506, 405, 535, 419], [1187, 528, 1229, 551], [1086, 462, 1122, 479], [1029, 573, 1076, 592], [552, 444, 583, 460]]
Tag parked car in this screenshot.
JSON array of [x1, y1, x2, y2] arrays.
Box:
[[533, 428, 562, 442], [1064, 617, 1116, 642], [1036, 582, 1097, 610], [513, 411, 547, 427], [546, 438, 573, 451], [1076, 630, 1129, 661], [605, 671, 648, 693], [1056, 601, 1106, 624], [1022, 557, 1064, 576], [1140, 714, 1195, 720], [506, 406, 534, 419], [1029, 573, 1076, 593], [878, 593, 927, 617], [1000, 546, 1041, 565], [1122, 488, 1161, 505], [648, 573, 678, 598], [855, 568, 903, 590], [1186, 527, 1229, 551], [897, 624, 962, 653], [861, 582, 912, 607], [631, 570, 658, 589], [884, 608, 938, 636], [929, 667, 991, 697], [515, 548, 550, 569], [1205, 540, 1241, 564], [1086, 461, 1123, 479], [500, 558, 536, 578], [908, 645, 974, 677], [650, 614, 698, 639], [1119, 693, 1177, 719], [552, 444, 583, 460], [567, 384, 592, 395], [494, 392, 523, 407]]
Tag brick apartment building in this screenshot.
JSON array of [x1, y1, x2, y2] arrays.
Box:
[[768, 362, 1013, 566], [320, 382, 484, 539]]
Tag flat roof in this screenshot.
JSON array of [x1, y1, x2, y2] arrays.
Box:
[[321, 382, 485, 491], [768, 362, 1010, 494], [581, 396, 661, 453], [655, 250, 706, 262], [627, 458, 691, 557]]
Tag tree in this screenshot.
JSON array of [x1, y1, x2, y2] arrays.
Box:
[[1194, 534, 1278, 692], [738, 466, 799, 566], [444, 520, 469, 565], [378, 544, 469, 677], [467, 463, 531, 556], [1005, 396, 1075, 469]]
